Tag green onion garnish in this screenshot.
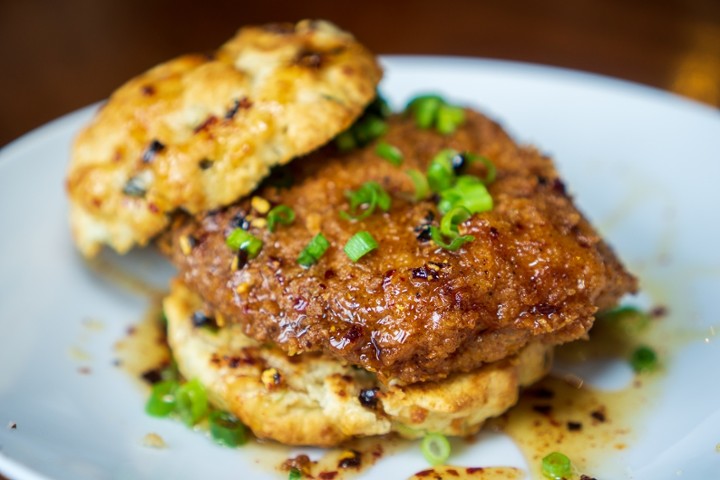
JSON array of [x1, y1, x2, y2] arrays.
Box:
[[353, 115, 388, 146], [541, 452, 573, 479], [344, 231, 378, 262], [598, 306, 651, 334], [297, 233, 330, 267], [405, 94, 466, 134], [406, 94, 444, 129], [436, 104, 466, 135], [466, 153, 497, 184], [341, 181, 391, 221], [430, 226, 475, 251], [267, 205, 295, 232], [335, 130, 357, 152], [288, 468, 302, 480], [427, 149, 457, 193], [375, 141, 404, 166], [406, 169, 430, 201], [335, 94, 392, 152], [175, 378, 209, 426], [420, 432, 451, 466], [437, 176, 493, 214], [367, 94, 392, 119], [226, 228, 263, 258], [630, 345, 658, 373], [440, 206, 471, 237], [145, 380, 179, 417], [209, 410, 247, 447]]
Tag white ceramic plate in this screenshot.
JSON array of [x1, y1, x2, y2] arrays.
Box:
[[1, 56, 719, 480]]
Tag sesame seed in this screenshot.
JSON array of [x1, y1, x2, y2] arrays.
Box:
[[251, 196, 271, 214]]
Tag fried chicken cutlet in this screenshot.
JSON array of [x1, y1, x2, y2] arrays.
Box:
[[165, 279, 552, 446], [160, 108, 638, 387]]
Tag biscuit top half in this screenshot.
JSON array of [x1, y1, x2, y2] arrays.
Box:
[[66, 20, 382, 257]]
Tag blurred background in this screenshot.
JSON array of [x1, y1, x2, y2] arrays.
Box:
[[1, 0, 719, 147]]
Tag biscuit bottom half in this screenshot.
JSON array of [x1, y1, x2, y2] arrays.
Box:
[[164, 280, 553, 447]]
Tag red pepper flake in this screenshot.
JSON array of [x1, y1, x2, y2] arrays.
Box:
[[466, 467, 485, 474], [194, 115, 218, 133], [148, 203, 160, 214], [141, 85, 156, 96], [78, 366, 92, 375], [530, 303, 558, 316], [414, 470, 434, 478], [8, 422, 17, 430]]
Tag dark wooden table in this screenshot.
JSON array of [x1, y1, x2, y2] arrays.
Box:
[[1, 0, 719, 147]]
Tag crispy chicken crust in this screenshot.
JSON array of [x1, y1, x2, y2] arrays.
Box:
[[161, 110, 637, 386], [67, 20, 381, 256]]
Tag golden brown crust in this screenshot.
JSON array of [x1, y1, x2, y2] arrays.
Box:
[[66, 20, 381, 256], [164, 280, 552, 446], [161, 110, 637, 386]]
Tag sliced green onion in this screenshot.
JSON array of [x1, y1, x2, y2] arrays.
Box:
[[209, 410, 247, 447], [226, 228, 263, 258], [344, 231, 378, 262], [267, 205, 295, 232], [440, 207, 471, 237], [288, 468, 302, 480], [598, 306, 651, 335], [406, 94, 444, 129], [341, 181, 391, 221], [420, 432, 451, 466], [297, 233, 330, 267], [541, 452, 573, 479], [335, 94, 392, 152], [375, 141, 404, 166], [429, 226, 475, 251], [335, 130, 357, 152], [367, 94, 392, 119], [427, 149, 457, 193], [437, 178, 493, 214], [353, 115, 388, 145], [175, 378, 209, 426], [630, 345, 658, 373], [145, 380, 179, 417], [405, 94, 466, 134], [466, 153, 497, 184], [406, 169, 430, 201], [436, 104, 465, 135]]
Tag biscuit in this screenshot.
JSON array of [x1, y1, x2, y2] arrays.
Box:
[[67, 20, 382, 256], [164, 280, 552, 446]]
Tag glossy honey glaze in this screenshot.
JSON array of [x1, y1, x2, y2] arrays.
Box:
[[115, 287, 707, 479]]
